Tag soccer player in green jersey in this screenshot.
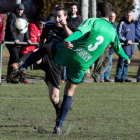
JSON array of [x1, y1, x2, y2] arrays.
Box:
[[11, 1, 130, 134]]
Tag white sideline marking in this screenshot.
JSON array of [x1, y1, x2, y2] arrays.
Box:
[[0, 98, 140, 101]]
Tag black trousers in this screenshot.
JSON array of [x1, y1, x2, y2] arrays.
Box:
[[6, 45, 21, 75]]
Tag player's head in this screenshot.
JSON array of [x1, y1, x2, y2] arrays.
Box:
[[124, 10, 133, 22], [96, 1, 112, 18], [109, 12, 116, 23], [35, 17, 45, 30], [69, 3, 78, 16], [16, 3, 24, 16], [54, 5, 68, 27]]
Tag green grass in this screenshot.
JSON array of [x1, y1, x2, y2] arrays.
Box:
[[1, 81, 140, 139], [1, 46, 140, 139]]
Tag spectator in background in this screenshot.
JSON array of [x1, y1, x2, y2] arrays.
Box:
[[67, 3, 83, 32], [61, 2, 83, 83], [115, 10, 135, 82], [0, 14, 4, 44], [20, 17, 45, 55], [5, 3, 31, 83], [135, 15, 140, 82], [19, 17, 45, 83], [100, 12, 117, 82]]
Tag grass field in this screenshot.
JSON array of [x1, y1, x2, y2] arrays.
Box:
[[1, 80, 140, 139], [1, 46, 140, 139]]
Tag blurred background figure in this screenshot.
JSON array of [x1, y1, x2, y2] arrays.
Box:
[[0, 14, 4, 44], [135, 14, 140, 82], [67, 3, 83, 32], [5, 3, 31, 83], [100, 12, 117, 82], [61, 2, 83, 83], [19, 17, 45, 83], [115, 10, 135, 82]]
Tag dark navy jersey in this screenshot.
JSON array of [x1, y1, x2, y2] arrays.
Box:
[[40, 21, 66, 43]]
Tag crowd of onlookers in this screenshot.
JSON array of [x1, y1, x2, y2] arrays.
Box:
[[0, 3, 140, 84]]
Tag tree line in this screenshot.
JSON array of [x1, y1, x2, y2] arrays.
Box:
[[32, 0, 135, 22]]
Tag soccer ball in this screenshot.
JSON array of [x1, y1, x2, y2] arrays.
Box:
[[11, 18, 28, 35]]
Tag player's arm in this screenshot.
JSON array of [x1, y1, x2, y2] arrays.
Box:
[[63, 31, 82, 49], [64, 19, 95, 49], [111, 34, 130, 64], [60, 19, 73, 36]]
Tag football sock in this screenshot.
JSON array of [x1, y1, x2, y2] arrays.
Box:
[[23, 47, 47, 68], [56, 95, 72, 129], [53, 100, 62, 115]]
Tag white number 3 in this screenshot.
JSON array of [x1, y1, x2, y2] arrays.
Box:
[[88, 36, 104, 51]]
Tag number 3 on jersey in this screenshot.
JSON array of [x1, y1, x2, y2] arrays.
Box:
[[88, 36, 104, 51]]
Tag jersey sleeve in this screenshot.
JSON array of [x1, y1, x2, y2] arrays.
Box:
[[65, 31, 82, 42], [111, 34, 129, 61], [76, 18, 96, 35]]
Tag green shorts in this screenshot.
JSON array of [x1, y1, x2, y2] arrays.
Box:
[[53, 43, 85, 84]]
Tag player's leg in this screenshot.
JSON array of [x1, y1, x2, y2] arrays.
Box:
[[40, 54, 63, 123], [53, 67, 85, 134], [7, 43, 54, 80], [21, 43, 53, 68], [47, 81, 62, 122], [54, 80, 77, 134]]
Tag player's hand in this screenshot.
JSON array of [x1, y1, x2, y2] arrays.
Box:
[[63, 41, 73, 49], [27, 40, 32, 44], [60, 19, 67, 27], [124, 59, 130, 64], [15, 40, 20, 44]]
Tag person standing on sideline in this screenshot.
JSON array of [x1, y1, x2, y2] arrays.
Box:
[[67, 3, 83, 32], [134, 15, 140, 82], [0, 14, 4, 44], [19, 17, 45, 83], [5, 3, 31, 83], [115, 10, 135, 82], [9, 1, 130, 134], [100, 12, 117, 82], [60, 2, 83, 83]]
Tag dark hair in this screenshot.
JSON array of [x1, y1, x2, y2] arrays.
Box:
[[70, 3, 78, 8], [55, 5, 67, 16], [97, 1, 112, 17]]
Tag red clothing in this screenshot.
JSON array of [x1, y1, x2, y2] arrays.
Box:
[[0, 14, 4, 44], [20, 22, 43, 54]]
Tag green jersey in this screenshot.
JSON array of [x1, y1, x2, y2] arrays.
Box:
[[59, 18, 129, 71]]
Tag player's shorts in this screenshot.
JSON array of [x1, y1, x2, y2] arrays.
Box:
[[39, 54, 63, 89], [20, 51, 63, 90], [52, 43, 85, 84]]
